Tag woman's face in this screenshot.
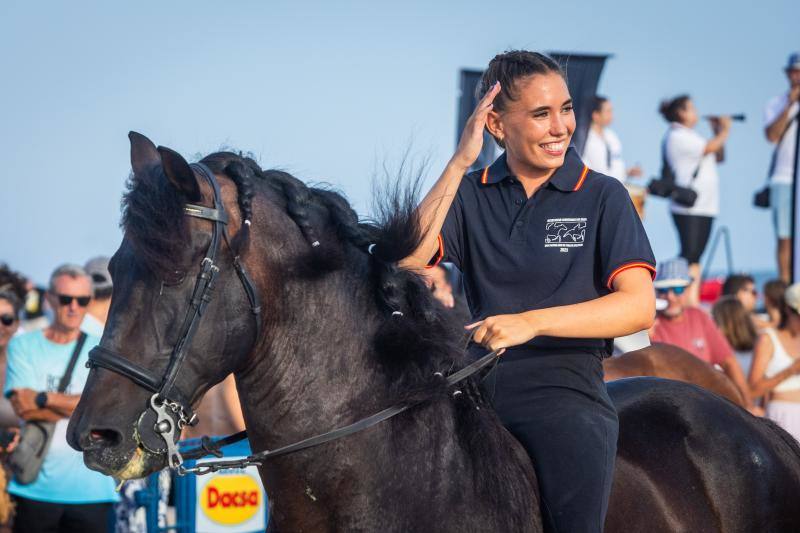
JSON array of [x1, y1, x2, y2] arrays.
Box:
[[677, 99, 698, 128], [0, 299, 18, 350], [592, 100, 614, 128], [488, 72, 575, 174]]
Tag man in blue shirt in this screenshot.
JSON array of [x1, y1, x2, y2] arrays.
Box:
[[6, 264, 118, 533]]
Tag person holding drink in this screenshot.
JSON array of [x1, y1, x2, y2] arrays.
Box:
[[402, 50, 656, 532]]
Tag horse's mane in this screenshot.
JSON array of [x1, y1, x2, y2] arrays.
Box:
[[123, 150, 480, 396]]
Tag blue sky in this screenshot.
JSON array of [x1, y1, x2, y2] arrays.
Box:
[[1, 0, 797, 284]]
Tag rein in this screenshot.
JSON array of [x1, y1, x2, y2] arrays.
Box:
[[178, 348, 500, 475]]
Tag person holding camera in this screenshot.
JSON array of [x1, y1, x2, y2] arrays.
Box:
[[659, 95, 731, 305], [763, 53, 800, 283]]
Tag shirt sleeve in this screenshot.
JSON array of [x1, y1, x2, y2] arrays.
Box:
[[4, 336, 35, 396], [598, 179, 656, 290], [700, 310, 734, 365], [427, 187, 465, 271]]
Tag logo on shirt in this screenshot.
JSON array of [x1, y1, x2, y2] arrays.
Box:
[[545, 218, 587, 250]]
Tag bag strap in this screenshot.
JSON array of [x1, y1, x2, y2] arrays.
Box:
[[662, 134, 702, 184], [58, 332, 87, 393], [768, 115, 798, 179]]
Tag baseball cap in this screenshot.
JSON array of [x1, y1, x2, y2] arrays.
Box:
[[787, 53, 800, 71], [653, 257, 692, 289], [785, 283, 800, 312], [84, 256, 112, 294]]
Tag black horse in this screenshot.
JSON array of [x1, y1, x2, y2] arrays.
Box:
[[69, 133, 800, 532]]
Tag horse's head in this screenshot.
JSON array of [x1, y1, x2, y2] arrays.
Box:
[[67, 132, 261, 479]]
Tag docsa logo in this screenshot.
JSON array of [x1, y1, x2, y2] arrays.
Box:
[[200, 474, 261, 525]]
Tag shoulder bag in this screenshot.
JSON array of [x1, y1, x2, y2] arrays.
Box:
[[647, 140, 700, 208]]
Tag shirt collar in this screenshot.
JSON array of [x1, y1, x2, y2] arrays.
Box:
[[481, 147, 589, 192]]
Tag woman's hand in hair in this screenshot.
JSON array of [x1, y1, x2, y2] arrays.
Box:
[[452, 82, 501, 170], [466, 312, 538, 352]]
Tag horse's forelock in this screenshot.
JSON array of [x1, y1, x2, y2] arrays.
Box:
[[121, 165, 190, 277]]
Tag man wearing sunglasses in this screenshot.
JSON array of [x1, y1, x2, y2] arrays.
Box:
[[650, 258, 754, 410], [4, 264, 117, 533]]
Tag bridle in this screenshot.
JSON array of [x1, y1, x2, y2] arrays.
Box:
[[87, 163, 262, 469], [86, 161, 501, 476]]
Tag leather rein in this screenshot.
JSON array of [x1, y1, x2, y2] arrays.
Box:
[[87, 163, 500, 475]]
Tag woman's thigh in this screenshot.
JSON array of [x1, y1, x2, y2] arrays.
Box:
[[484, 352, 618, 532]]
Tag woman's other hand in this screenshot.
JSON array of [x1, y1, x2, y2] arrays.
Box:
[[451, 82, 501, 170], [466, 312, 538, 352]]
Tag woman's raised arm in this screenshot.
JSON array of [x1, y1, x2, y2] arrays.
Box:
[[400, 82, 501, 270]]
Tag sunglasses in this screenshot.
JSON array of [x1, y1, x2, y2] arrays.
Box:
[[0, 314, 16, 327], [656, 286, 686, 296], [55, 294, 91, 307]]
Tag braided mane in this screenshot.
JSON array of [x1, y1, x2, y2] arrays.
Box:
[[122, 151, 467, 395]]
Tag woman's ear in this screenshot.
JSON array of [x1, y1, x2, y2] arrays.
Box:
[[485, 110, 505, 148]]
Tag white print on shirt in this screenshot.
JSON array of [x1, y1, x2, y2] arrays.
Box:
[[545, 218, 587, 248], [46, 374, 74, 394]]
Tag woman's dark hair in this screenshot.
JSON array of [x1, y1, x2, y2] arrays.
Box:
[[477, 50, 564, 113], [711, 296, 757, 352], [0, 263, 27, 303], [0, 290, 22, 317], [659, 94, 691, 123], [476, 50, 565, 148], [591, 95, 608, 114], [722, 274, 755, 296], [764, 279, 788, 311]]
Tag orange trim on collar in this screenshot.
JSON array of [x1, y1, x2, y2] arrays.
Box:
[[425, 234, 445, 269], [573, 165, 590, 191], [606, 262, 657, 290], [480, 167, 489, 185]]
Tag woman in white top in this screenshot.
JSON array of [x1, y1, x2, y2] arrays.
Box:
[[749, 283, 800, 441], [660, 95, 731, 305]]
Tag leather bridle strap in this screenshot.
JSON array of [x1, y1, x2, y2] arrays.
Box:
[[178, 348, 501, 473], [88, 345, 194, 410]]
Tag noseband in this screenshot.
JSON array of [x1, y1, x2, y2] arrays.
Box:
[[87, 163, 261, 469]]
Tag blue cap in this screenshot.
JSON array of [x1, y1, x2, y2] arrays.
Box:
[[654, 257, 692, 289], [787, 53, 800, 71]]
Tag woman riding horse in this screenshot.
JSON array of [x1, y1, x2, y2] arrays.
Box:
[[401, 50, 656, 532]]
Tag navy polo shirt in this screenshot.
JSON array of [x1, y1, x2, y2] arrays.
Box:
[[430, 147, 655, 355]]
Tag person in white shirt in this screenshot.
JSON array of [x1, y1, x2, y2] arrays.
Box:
[[660, 95, 731, 305], [582, 96, 642, 182], [764, 53, 800, 283]]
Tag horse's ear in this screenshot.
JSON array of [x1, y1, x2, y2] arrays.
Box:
[[129, 131, 161, 176], [157, 146, 201, 202]]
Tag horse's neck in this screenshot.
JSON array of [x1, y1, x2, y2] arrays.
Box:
[[237, 278, 385, 448]]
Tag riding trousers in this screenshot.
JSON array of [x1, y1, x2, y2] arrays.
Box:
[[480, 348, 618, 533]]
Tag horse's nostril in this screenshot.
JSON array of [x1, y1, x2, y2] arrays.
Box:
[[89, 429, 122, 447]]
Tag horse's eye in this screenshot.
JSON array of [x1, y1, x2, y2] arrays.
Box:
[[162, 270, 186, 286]]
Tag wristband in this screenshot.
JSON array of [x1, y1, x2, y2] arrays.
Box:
[[35, 391, 48, 409]]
